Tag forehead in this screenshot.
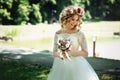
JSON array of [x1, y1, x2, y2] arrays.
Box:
[[73, 14, 79, 19], [68, 14, 79, 20]]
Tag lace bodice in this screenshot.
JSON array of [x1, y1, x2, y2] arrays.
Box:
[[53, 30, 88, 53]]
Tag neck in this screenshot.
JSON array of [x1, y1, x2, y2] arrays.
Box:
[[62, 28, 79, 34]]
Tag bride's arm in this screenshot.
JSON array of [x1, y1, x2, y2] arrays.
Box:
[[68, 31, 88, 57], [53, 32, 62, 58], [67, 50, 88, 57], [53, 33, 59, 57]]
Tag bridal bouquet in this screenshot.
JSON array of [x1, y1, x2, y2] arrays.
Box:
[[57, 39, 72, 60]]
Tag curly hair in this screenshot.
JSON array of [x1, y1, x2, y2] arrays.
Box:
[[59, 6, 84, 29]]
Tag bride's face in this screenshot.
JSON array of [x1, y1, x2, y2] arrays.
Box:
[[65, 14, 79, 30]]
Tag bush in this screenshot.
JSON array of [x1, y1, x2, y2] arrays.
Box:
[[4, 28, 20, 37]]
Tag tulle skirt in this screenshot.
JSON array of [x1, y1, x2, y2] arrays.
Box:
[[47, 57, 99, 80]]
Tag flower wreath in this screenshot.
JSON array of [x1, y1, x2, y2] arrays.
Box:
[[59, 6, 84, 23]]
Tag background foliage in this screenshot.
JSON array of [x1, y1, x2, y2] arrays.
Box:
[[0, 0, 120, 25]]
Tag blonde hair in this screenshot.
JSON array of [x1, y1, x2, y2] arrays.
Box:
[[59, 6, 84, 30]]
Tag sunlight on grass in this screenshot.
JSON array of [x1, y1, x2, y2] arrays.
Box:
[[0, 58, 51, 80], [0, 21, 120, 80], [1, 36, 119, 51], [86, 36, 120, 43], [82, 21, 120, 38], [37, 74, 48, 80], [0, 37, 54, 51], [0, 21, 120, 51], [0, 58, 119, 80]]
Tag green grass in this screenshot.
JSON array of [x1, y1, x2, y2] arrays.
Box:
[[0, 21, 120, 50], [0, 37, 53, 51], [0, 21, 120, 80], [0, 58, 51, 80], [1, 34, 120, 51], [86, 36, 120, 43], [1, 36, 119, 51], [0, 57, 119, 80]]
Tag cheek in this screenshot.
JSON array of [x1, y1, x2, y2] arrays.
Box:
[[66, 22, 71, 26], [75, 21, 78, 25]]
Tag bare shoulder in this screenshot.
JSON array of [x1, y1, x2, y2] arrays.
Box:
[[56, 29, 62, 34]]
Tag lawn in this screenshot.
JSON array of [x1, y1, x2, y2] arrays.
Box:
[[0, 37, 53, 51], [0, 57, 119, 80], [0, 21, 120, 51], [0, 21, 120, 80], [0, 58, 50, 80]]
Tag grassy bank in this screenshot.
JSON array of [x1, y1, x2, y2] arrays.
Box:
[[0, 58, 50, 80], [0, 57, 119, 80], [0, 21, 120, 51], [0, 21, 120, 80], [0, 37, 53, 51]]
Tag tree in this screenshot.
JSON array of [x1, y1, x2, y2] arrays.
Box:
[[1, 0, 120, 25], [0, 0, 13, 24], [13, 0, 30, 25], [40, 1, 57, 23], [106, 0, 120, 20], [29, 4, 42, 25], [14, 4, 30, 25]]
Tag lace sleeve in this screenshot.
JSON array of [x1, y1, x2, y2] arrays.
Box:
[[53, 33, 58, 53], [78, 31, 88, 52]]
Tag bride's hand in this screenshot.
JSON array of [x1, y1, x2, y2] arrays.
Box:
[[67, 50, 74, 56], [53, 52, 60, 57]]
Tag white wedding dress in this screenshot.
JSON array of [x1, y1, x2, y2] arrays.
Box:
[[47, 30, 99, 80]]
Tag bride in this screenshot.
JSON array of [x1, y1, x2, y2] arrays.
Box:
[[47, 5, 99, 80]]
